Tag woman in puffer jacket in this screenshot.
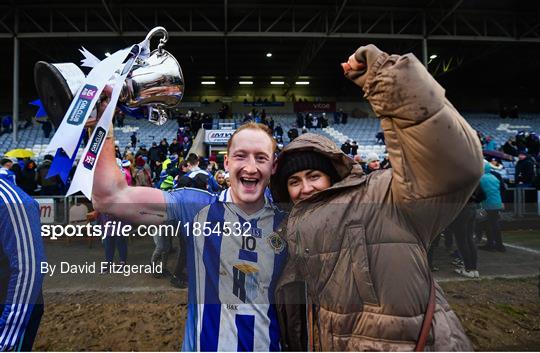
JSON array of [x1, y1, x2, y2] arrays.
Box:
[[273, 45, 483, 351]]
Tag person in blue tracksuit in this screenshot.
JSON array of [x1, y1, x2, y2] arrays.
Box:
[[0, 177, 46, 351]]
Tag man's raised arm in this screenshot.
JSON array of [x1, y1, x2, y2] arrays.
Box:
[[92, 137, 167, 224]]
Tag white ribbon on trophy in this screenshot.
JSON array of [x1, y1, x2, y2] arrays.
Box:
[[66, 42, 147, 198], [47, 47, 136, 158]]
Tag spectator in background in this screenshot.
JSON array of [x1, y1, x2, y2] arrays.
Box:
[[376, 131, 385, 145], [181, 136, 192, 158], [478, 161, 505, 252], [41, 120, 53, 138], [135, 144, 148, 159], [274, 123, 284, 143], [305, 113, 313, 129], [116, 109, 125, 127], [288, 127, 299, 142], [321, 113, 328, 128], [380, 153, 392, 170], [0, 158, 16, 184], [133, 156, 153, 187], [130, 132, 137, 148], [350, 141, 359, 156], [9, 159, 22, 185], [169, 138, 181, 155], [502, 137, 518, 157], [186, 107, 194, 120], [0, 115, 13, 135], [18, 160, 38, 195], [214, 170, 227, 192], [159, 139, 169, 157], [515, 152, 536, 185], [177, 127, 186, 142], [191, 112, 203, 133], [122, 160, 133, 186], [37, 155, 62, 195], [268, 116, 275, 133], [516, 131, 527, 153], [311, 114, 319, 129], [483, 135, 497, 151], [489, 158, 505, 177], [526, 132, 540, 157], [449, 185, 485, 278], [296, 112, 304, 128], [206, 160, 219, 175], [340, 140, 351, 155], [148, 142, 162, 179], [158, 163, 179, 191], [243, 112, 253, 124], [180, 160, 189, 175], [341, 110, 348, 124], [125, 151, 136, 171], [333, 110, 341, 124], [183, 153, 220, 193], [114, 145, 122, 159], [161, 153, 179, 173], [218, 104, 228, 119], [224, 172, 231, 188], [364, 152, 381, 175]]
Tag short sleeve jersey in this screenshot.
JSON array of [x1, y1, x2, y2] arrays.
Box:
[[164, 188, 287, 352]]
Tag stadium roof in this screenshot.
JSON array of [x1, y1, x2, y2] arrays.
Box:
[[0, 0, 539, 109]]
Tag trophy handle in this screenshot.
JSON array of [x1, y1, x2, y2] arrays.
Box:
[[145, 26, 168, 55]]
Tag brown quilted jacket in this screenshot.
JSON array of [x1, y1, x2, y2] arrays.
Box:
[[273, 50, 483, 351]]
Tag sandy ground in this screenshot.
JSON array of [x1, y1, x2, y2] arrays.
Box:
[[444, 277, 540, 351], [33, 277, 540, 351]]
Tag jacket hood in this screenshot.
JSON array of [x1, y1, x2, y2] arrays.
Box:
[[271, 133, 361, 203], [483, 160, 492, 174]]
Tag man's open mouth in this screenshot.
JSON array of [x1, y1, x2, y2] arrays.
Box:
[[240, 177, 259, 188]]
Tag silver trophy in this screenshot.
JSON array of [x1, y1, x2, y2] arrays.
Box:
[[34, 26, 184, 127]]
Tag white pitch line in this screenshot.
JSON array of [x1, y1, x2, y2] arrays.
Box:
[[436, 273, 538, 283], [504, 242, 540, 255]]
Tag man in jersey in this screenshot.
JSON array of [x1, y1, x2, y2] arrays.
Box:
[[0, 176, 46, 351], [92, 122, 286, 351], [176, 153, 221, 193]]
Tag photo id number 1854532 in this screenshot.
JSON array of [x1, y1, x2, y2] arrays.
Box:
[[183, 221, 251, 237]]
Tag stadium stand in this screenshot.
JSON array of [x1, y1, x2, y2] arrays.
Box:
[[0, 117, 181, 160], [2, 112, 540, 162]]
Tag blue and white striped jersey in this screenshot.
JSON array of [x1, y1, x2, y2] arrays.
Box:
[[0, 178, 45, 351], [164, 188, 287, 352]]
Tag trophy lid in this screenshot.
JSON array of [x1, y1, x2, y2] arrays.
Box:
[[34, 61, 83, 128]]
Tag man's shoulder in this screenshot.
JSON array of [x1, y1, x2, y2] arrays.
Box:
[[165, 187, 218, 206]]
